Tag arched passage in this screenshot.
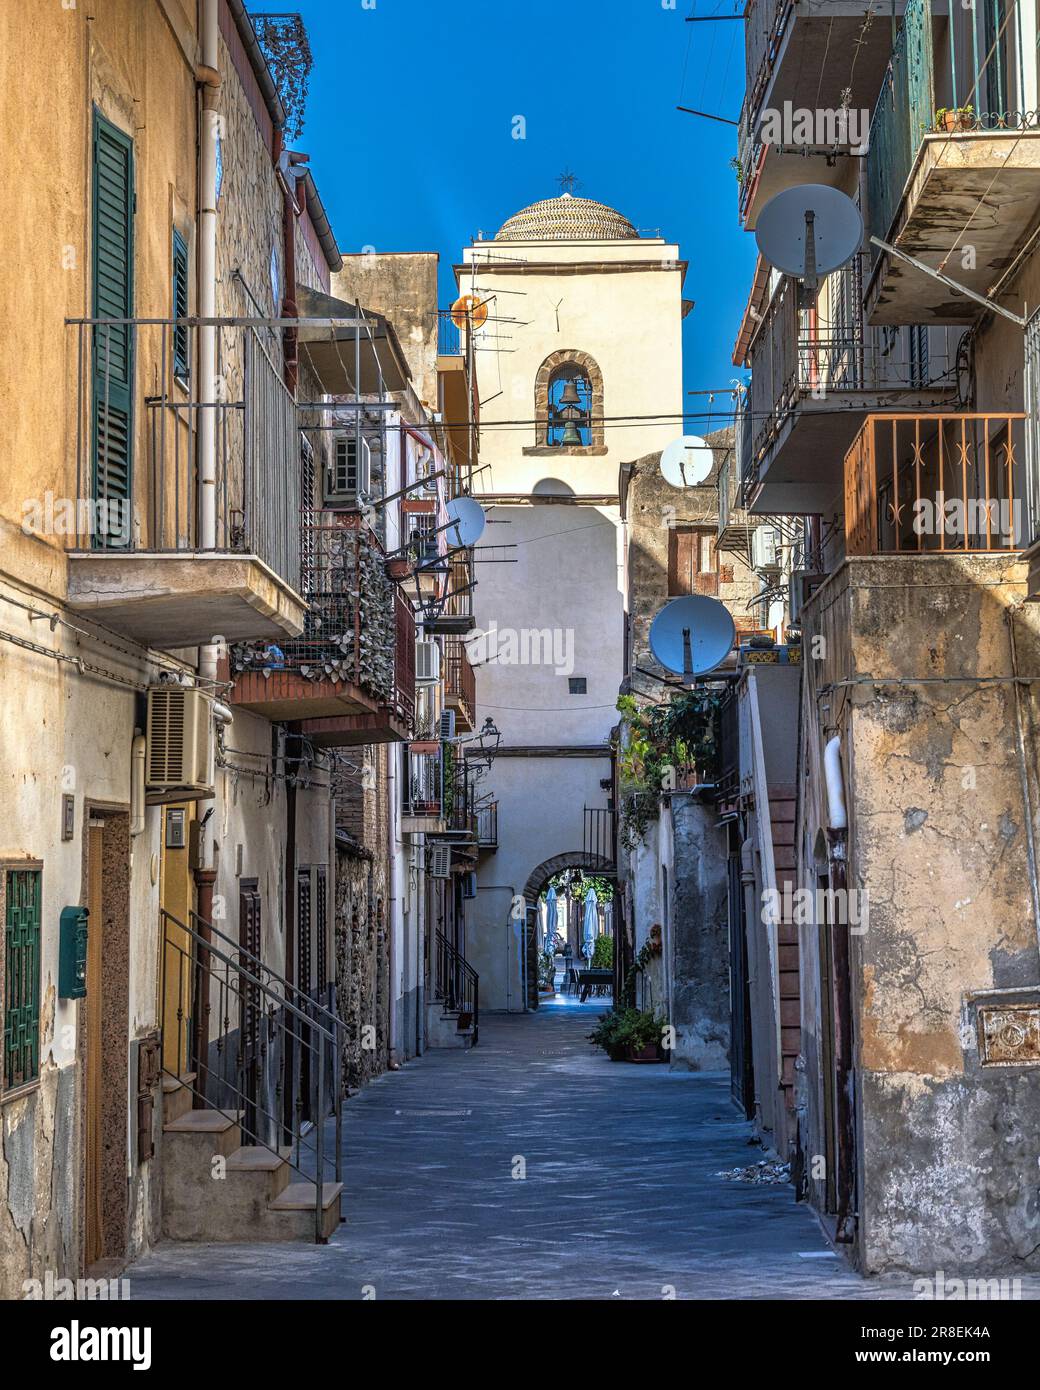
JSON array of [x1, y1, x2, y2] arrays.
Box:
[[520, 851, 616, 1009]]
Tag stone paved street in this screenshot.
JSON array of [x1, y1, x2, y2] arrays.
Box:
[[126, 1001, 1040, 1301]]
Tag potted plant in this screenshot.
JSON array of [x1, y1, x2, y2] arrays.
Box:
[[935, 105, 973, 133], [617, 1007, 670, 1063], [587, 1010, 629, 1062], [385, 557, 411, 581]]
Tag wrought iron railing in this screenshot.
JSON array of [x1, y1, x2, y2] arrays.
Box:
[[583, 805, 616, 870], [867, 0, 1040, 251], [66, 318, 300, 591], [433, 929, 479, 1045], [844, 412, 1028, 555], [402, 743, 444, 817], [444, 638, 476, 720], [476, 800, 498, 848], [437, 311, 461, 356], [230, 511, 416, 725], [160, 906, 342, 1243]]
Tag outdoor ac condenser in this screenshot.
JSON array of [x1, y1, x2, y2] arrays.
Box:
[[415, 640, 441, 684], [146, 685, 214, 800], [751, 525, 782, 571], [439, 708, 456, 741]]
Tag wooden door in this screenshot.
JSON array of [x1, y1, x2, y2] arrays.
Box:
[[85, 821, 105, 1267]]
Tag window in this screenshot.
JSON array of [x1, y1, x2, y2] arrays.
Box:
[[568, 677, 587, 695], [172, 229, 189, 380], [669, 527, 718, 595], [91, 110, 134, 546], [4, 868, 42, 1092], [547, 364, 592, 447]]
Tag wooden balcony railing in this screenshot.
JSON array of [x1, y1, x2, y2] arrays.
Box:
[[844, 414, 1028, 556]]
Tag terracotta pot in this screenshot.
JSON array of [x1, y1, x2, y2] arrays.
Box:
[[941, 110, 972, 133], [386, 558, 411, 581], [627, 1044, 665, 1063]]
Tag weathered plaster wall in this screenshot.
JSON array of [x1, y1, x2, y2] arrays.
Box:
[[800, 553, 1040, 1272], [333, 254, 439, 408], [669, 796, 731, 1070]]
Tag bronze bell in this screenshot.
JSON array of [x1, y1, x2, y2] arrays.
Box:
[[559, 377, 582, 406], [560, 418, 583, 446]]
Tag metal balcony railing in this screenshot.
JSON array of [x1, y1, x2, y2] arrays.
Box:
[[67, 317, 300, 592], [402, 743, 444, 818], [844, 413, 1029, 555], [444, 638, 476, 717], [476, 800, 498, 849], [746, 267, 954, 487], [583, 806, 616, 871], [867, 0, 1040, 252], [437, 311, 461, 356], [230, 512, 415, 724]]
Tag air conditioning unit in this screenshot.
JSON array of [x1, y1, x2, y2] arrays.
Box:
[[146, 686, 214, 800], [789, 570, 828, 623], [439, 708, 456, 741], [325, 434, 371, 504], [461, 870, 477, 899], [751, 525, 782, 571], [415, 640, 441, 685], [429, 844, 451, 879]]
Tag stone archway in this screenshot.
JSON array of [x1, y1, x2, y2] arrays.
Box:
[[521, 851, 615, 1010]]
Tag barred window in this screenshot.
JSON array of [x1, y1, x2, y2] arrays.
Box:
[[4, 868, 42, 1092]]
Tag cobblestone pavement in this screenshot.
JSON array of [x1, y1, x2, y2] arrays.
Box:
[[126, 999, 1040, 1300]]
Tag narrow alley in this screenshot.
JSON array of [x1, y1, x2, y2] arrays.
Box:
[[127, 1002, 932, 1302]]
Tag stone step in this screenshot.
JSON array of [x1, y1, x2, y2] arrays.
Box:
[[268, 1182, 343, 1241], [225, 1144, 291, 1199], [161, 1072, 196, 1123], [163, 1108, 243, 1157]]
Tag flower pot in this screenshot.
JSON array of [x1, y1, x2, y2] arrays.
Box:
[[940, 110, 972, 133], [386, 558, 411, 581], [627, 1044, 665, 1063]]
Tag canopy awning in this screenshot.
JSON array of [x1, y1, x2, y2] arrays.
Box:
[[296, 284, 411, 396]]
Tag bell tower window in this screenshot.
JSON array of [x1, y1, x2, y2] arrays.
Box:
[[547, 365, 592, 447], [531, 349, 604, 453]]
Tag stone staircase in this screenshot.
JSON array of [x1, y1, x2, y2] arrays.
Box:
[[425, 1000, 476, 1050], [161, 1073, 343, 1243]]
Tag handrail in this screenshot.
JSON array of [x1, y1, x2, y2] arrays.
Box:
[[433, 928, 479, 1046], [160, 906, 343, 1242]]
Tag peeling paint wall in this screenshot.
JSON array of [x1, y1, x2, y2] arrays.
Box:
[[799, 553, 1040, 1272]]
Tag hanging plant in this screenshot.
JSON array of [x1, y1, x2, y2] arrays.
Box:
[[615, 689, 727, 847]]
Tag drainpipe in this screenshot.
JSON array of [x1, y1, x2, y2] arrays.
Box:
[[130, 732, 147, 836], [197, 0, 220, 551], [192, 807, 217, 1106], [1006, 606, 1040, 951], [277, 132, 299, 394]]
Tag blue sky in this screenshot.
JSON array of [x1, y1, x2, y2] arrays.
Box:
[[286, 0, 754, 418]]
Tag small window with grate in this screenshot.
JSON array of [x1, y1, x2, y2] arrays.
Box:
[[4, 867, 42, 1092], [568, 677, 587, 694]]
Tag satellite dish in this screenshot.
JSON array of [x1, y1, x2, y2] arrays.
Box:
[[451, 294, 489, 331], [660, 435, 714, 489], [649, 595, 735, 679], [755, 184, 862, 281], [444, 496, 486, 549]]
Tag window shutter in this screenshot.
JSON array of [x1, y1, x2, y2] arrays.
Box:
[[172, 229, 189, 379], [91, 112, 134, 544], [4, 869, 42, 1091]]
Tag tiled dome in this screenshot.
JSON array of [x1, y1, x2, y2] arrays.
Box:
[[494, 193, 639, 242]]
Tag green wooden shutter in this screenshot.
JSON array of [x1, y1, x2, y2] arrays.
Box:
[[4, 869, 42, 1091], [91, 110, 134, 547], [172, 228, 189, 379]]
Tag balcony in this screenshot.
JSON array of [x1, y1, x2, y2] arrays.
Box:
[[228, 512, 415, 746], [401, 742, 446, 832], [475, 801, 498, 853], [866, 0, 1040, 323], [743, 267, 957, 514], [843, 412, 1027, 555], [738, 1, 902, 228], [716, 453, 755, 552], [421, 550, 476, 635], [436, 308, 479, 478], [63, 318, 306, 647], [444, 638, 476, 732]]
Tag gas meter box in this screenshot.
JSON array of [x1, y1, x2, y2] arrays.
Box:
[[58, 906, 89, 999]]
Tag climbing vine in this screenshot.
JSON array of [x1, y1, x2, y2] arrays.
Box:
[[615, 689, 727, 849], [253, 13, 314, 142]]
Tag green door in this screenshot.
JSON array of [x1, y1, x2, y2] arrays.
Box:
[[91, 110, 134, 547]]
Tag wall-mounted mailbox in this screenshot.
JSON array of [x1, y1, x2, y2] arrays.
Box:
[[58, 906, 89, 999]]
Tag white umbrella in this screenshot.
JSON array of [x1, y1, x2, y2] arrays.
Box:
[[582, 886, 598, 962], [544, 886, 558, 950]]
